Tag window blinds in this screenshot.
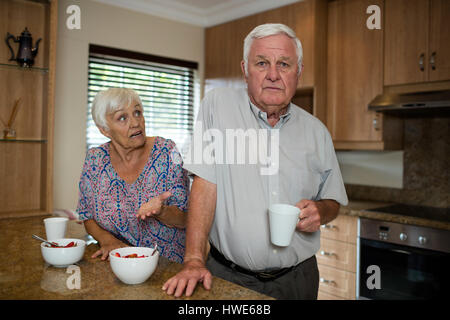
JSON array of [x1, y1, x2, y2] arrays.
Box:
[[86, 46, 197, 153]]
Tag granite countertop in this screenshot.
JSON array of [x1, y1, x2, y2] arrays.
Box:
[[0, 216, 273, 300], [340, 200, 450, 231]]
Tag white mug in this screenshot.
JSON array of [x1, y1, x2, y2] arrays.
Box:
[[268, 203, 300, 247], [44, 217, 68, 240]]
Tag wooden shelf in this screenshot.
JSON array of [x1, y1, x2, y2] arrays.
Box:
[[0, 138, 47, 143], [0, 0, 57, 218], [0, 210, 50, 220], [0, 63, 48, 74]]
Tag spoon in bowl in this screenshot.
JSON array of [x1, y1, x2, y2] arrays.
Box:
[[152, 243, 158, 256], [32, 234, 58, 247]]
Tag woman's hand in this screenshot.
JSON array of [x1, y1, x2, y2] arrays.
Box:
[[91, 238, 129, 261], [136, 191, 172, 220]]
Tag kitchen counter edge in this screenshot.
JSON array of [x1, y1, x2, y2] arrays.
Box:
[[339, 200, 450, 231]]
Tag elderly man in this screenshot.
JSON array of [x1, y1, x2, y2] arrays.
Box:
[[162, 23, 348, 299]]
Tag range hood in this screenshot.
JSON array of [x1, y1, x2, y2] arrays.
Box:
[[368, 90, 450, 116]]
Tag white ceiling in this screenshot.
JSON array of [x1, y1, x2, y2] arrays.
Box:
[[93, 0, 301, 27]]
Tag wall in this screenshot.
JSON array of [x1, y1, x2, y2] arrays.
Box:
[[344, 117, 450, 208], [336, 150, 403, 189], [53, 0, 204, 210]]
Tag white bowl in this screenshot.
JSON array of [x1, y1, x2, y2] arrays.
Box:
[[109, 247, 159, 285], [40, 238, 86, 268]]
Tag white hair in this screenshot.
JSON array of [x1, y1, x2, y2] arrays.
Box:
[[243, 23, 303, 76], [91, 87, 142, 130]]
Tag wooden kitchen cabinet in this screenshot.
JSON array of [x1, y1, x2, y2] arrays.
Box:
[[316, 214, 358, 300], [327, 0, 402, 150], [384, 0, 450, 85], [428, 0, 450, 82], [205, 0, 328, 124], [318, 289, 345, 300], [317, 263, 357, 299], [0, 0, 57, 218], [319, 214, 357, 244], [318, 238, 357, 272]]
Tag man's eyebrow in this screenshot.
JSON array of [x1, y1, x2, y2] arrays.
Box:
[[254, 55, 294, 62], [279, 56, 294, 61]]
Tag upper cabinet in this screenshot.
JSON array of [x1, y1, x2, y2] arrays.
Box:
[[327, 0, 402, 150], [384, 0, 450, 85], [428, 0, 450, 82]]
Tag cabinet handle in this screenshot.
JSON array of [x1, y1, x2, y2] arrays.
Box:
[[430, 52, 436, 70], [372, 118, 380, 131], [320, 250, 336, 257], [320, 278, 336, 286], [321, 224, 337, 230], [419, 53, 425, 71]]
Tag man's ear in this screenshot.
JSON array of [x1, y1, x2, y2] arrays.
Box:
[[240, 60, 248, 83], [296, 64, 304, 86]]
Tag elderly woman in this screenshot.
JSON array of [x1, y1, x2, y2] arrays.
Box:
[[76, 87, 189, 263]]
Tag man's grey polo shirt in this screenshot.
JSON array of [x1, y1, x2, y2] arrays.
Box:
[[183, 87, 348, 271]]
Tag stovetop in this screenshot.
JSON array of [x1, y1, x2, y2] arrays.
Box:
[[365, 204, 450, 223]]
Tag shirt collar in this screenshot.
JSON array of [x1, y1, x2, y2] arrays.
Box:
[[249, 99, 292, 128]]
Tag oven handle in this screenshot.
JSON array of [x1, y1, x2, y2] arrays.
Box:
[[389, 249, 411, 255]]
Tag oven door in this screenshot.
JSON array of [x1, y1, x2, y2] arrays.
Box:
[[358, 238, 450, 300]]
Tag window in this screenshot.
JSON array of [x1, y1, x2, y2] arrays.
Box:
[[87, 45, 199, 153]]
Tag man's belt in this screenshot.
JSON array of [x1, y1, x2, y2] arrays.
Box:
[[209, 243, 295, 282]]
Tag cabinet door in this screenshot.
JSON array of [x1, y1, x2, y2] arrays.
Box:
[[384, 0, 429, 85], [317, 264, 356, 299], [327, 0, 383, 143], [317, 238, 357, 272], [320, 215, 358, 244], [428, 0, 450, 82]]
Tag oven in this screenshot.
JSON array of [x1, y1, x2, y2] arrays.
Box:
[[357, 218, 450, 300]]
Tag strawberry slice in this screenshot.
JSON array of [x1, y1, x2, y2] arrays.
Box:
[[64, 241, 75, 248]]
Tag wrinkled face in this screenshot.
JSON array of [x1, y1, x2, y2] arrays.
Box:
[[100, 100, 146, 149], [242, 34, 300, 112]]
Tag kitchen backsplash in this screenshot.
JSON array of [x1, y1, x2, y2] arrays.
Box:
[[345, 116, 450, 208]]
